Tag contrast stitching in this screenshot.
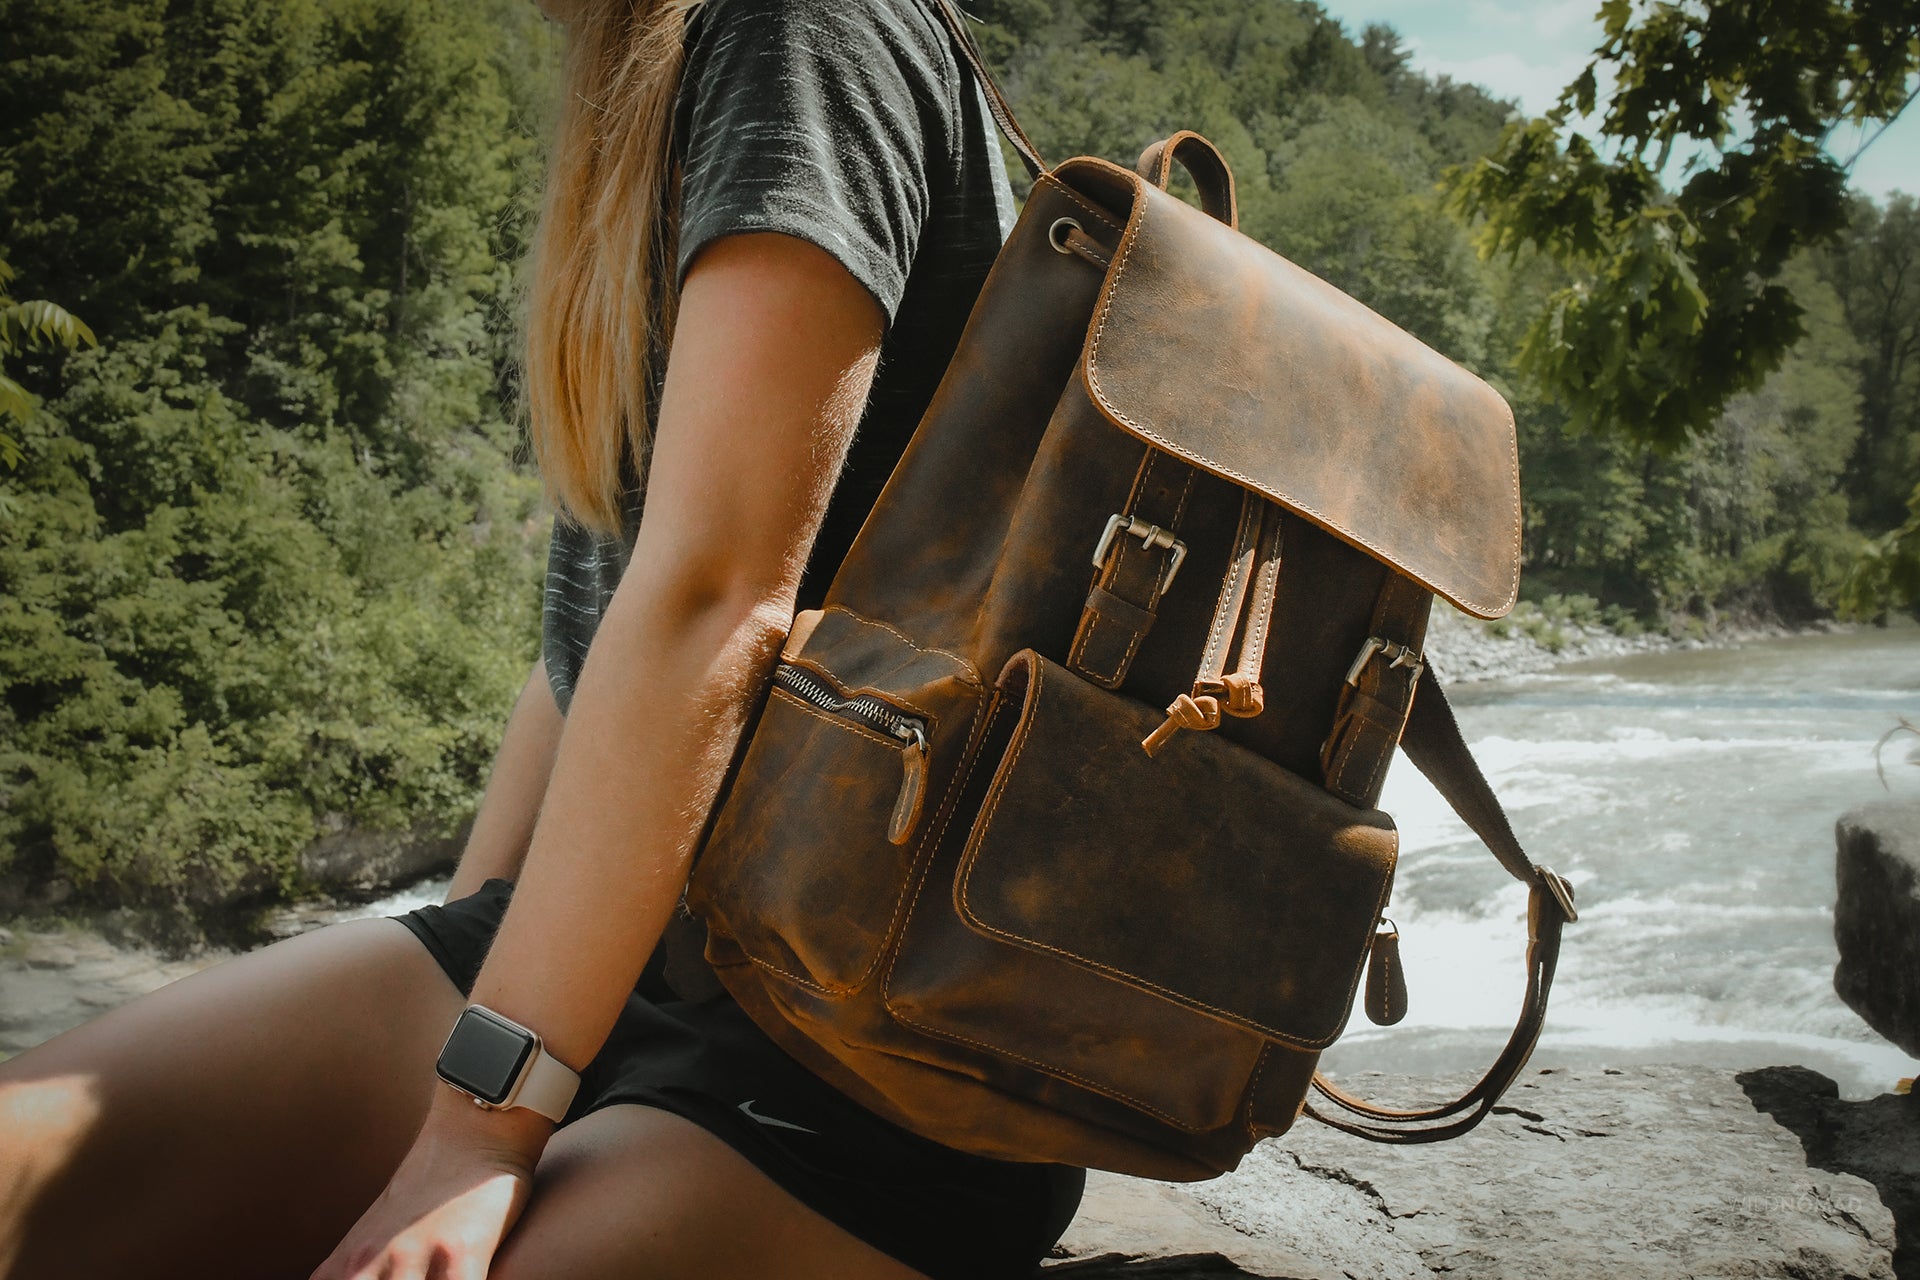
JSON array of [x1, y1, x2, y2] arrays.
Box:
[[1038, 174, 1124, 233], [1080, 211, 1518, 618], [821, 605, 981, 683], [883, 693, 1017, 1008], [888, 999, 1206, 1132], [1243, 1044, 1273, 1139], [953, 662, 1364, 1051]]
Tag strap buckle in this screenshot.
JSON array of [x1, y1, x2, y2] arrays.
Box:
[[1537, 866, 1579, 923], [1091, 514, 1188, 596], [1344, 636, 1425, 687]]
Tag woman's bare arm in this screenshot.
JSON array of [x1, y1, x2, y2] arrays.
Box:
[[317, 230, 884, 1279], [445, 662, 565, 902]]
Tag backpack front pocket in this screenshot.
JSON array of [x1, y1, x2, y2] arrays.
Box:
[[688, 608, 984, 996]]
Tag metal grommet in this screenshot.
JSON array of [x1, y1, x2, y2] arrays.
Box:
[[1048, 216, 1084, 255]]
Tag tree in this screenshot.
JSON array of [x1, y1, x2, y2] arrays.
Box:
[[1448, 0, 1920, 453]]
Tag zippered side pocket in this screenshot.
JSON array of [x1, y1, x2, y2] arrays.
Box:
[[689, 608, 983, 996], [772, 663, 930, 845]]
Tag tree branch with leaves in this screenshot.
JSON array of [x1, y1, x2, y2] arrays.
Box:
[[1447, 0, 1920, 453], [0, 257, 97, 469]]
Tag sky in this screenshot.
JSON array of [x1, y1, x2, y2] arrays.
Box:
[[1311, 0, 1917, 203]]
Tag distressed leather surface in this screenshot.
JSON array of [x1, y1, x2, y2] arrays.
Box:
[[956, 651, 1396, 1049], [685, 130, 1549, 1178], [1081, 167, 1522, 619]]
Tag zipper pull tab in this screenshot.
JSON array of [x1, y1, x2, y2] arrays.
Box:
[[1365, 919, 1407, 1026], [888, 724, 929, 846]]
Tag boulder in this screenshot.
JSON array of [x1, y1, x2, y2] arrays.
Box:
[[298, 817, 469, 896], [1836, 801, 1920, 1058], [1046, 1066, 1904, 1280]]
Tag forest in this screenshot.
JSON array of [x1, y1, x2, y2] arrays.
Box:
[[2, 0, 1916, 932]]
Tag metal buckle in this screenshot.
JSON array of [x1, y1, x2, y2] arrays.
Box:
[[1091, 513, 1188, 596], [1537, 866, 1579, 923], [1343, 636, 1425, 687]]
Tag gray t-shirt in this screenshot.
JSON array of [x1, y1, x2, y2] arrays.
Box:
[[542, 0, 1015, 712]]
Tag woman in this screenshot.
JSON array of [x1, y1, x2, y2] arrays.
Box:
[[0, 0, 1085, 1275]]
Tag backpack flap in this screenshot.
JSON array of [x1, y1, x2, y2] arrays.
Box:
[[1078, 172, 1522, 621]]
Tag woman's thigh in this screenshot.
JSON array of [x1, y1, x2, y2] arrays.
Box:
[[495, 1104, 926, 1280], [0, 917, 463, 1280]]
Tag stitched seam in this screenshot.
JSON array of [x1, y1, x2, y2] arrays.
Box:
[[1071, 609, 1127, 685], [888, 999, 1206, 1131], [852, 692, 992, 993], [1070, 446, 1155, 684], [1241, 517, 1284, 667], [953, 661, 1365, 1052], [1200, 504, 1256, 672], [1081, 217, 1514, 618], [1244, 1043, 1274, 1139], [769, 687, 906, 749], [883, 692, 1019, 1010], [820, 605, 981, 684], [725, 690, 986, 998], [1038, 173, 1123, 233]]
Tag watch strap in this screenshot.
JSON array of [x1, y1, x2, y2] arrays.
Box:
[[510, 1041, 581, 1123]]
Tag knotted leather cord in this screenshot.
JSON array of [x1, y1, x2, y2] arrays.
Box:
[[1142, 494, 1285, 755], [930, 0, 1047, 180], [1303, 677, 1574, 1142]]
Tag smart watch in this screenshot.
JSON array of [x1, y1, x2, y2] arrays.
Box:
[[434, 1004, 580, 1123]]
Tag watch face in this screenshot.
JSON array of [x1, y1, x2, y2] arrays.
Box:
[[436, 1006, 535, 1106]]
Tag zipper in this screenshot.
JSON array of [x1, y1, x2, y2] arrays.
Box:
[[773, 663, 930, 846]]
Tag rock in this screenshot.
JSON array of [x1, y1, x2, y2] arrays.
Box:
[[298, 817, 469, 896], [1835, 801, 1920, 1058], [1049, 1067, 1901, 1280]]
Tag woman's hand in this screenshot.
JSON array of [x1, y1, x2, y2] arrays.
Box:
[[312, 1096, 550, 1280]]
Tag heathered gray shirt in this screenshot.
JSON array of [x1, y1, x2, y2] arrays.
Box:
[[542, 0, 1016, 713]]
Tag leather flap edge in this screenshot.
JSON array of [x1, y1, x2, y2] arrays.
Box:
[[1075, 164, 1521, 619]]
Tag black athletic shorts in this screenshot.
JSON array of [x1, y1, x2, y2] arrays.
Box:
[[394, 879, 1084, 1280]]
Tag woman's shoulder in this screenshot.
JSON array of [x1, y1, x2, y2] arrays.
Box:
[[687, 0, 959, 94]]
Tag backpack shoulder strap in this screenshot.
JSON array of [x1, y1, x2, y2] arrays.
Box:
[[1307, 676, 1578, 1143], [929, 0, 1048, 180]]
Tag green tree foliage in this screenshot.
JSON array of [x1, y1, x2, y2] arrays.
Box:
[[1448, 0, 1920, 453], [0, 0, 549, 933]]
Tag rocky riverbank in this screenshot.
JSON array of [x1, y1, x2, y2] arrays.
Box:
[[1047, 1065, 1916, 1279]]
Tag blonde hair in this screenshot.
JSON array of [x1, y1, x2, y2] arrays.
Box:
[[526, 0, 708, 534]]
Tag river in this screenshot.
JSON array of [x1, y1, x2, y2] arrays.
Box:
[[1322, 621, 1920, 1099]]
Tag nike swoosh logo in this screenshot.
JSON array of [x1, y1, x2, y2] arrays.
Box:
[[738, 1098, 818, 1135]]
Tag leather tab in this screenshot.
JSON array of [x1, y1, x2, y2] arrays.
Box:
[[1364, 922, 1408, 1026], [1322, 574, 1431, 807]]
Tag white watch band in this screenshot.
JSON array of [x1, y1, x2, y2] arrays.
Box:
[[507, 1042, 581, 1123]]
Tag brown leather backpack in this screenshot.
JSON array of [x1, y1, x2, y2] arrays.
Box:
[[683, 2, 1579, 1181]]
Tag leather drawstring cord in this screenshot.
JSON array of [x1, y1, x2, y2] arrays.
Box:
[[1141, 493, 1284, 755]]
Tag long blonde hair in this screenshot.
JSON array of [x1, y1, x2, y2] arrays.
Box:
[[526, 0, 708, 534]]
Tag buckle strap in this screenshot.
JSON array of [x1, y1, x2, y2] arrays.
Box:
[[1305, 671, 1579, 1143], [1321, 573, 1430, 806], [1068, 448, 1195, 689]]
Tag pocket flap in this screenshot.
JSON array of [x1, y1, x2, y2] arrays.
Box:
[[956, 650, 1397, 1050]]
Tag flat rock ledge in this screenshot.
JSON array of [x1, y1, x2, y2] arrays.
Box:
[[1045, 1066, 1914, 1280]]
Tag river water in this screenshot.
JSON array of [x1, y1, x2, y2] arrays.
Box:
[[1322, 622, 1920, 1099]]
